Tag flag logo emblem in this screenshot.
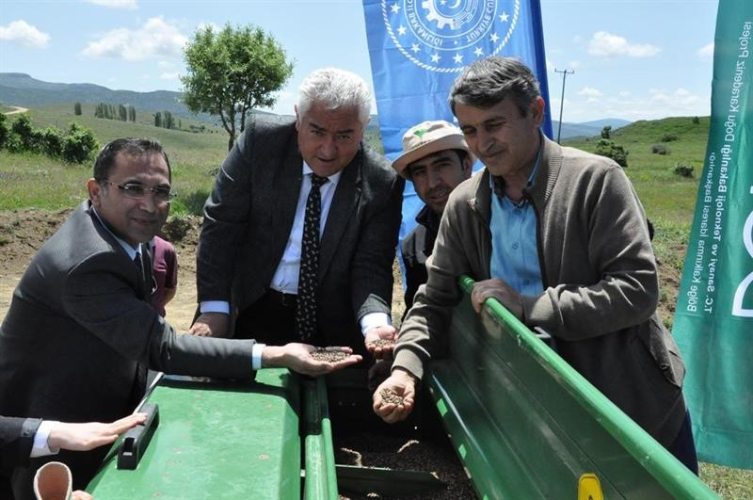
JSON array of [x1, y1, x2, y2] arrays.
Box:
[[381, 0, 520, 72]]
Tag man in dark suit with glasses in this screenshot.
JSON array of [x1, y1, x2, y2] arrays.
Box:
[[0, 138, 360, 499]]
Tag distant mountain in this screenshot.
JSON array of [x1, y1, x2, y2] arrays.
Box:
[[0, 73, 193, 116], [1, 73, 626, 138], [552, 118, 631, 140], [0, 73, 274, 124]]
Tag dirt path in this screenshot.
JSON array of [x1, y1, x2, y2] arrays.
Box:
[[2, 106, 29, 115]]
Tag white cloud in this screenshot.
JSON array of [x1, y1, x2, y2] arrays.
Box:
[[81, 17, 187, 61], [588, 31, 661, 58], [0, 20, 50, 49], [578, 86, 603, 98], [559, 87, 709, 122], [698, 43, 714, 59], [81, 0, 137, 9], [160, 72, 180, 81]]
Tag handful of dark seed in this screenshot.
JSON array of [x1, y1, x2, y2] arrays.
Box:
[[379, 387, 405, 406], [310, 348, 350, 363], [368, 339, 395, 348]]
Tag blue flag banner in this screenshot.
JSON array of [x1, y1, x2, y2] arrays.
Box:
[[362, 0, 552, 244], [673, 0, 753, 470]]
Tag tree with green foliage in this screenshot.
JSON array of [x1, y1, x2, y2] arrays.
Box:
[[118, 105, 128, 122], [181, 24, 294, 150], [163, 111, 175, 130], [74, 103, 82, 116], [154, 112, 162, 128], [601, 125, 612, 139], [128, 106, 136, 122]]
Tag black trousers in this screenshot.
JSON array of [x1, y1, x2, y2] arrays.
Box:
[[234, 290, 323, 346]]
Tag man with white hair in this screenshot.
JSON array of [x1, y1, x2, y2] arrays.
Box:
[[191, 68, 404, 358]]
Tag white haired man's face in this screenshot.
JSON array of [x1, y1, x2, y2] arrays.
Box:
[[295, 102, 365, 177]]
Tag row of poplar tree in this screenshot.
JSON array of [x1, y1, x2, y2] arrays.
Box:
[[74, 102, 179, 130]]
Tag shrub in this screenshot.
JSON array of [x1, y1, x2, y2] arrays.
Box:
[[652, 144, 670, 155], [660, 133, 678, 142], [11, 114, 38, 152], [673, 162, 694, 178], [62, 122, 99, 164], [40, 127, 64, 157], [595, 138, 629, 167], [0, 113, 8, 149], [692, 116, 700, 125]]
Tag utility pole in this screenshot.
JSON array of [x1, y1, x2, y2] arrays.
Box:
[[554, 68, 574, 144]]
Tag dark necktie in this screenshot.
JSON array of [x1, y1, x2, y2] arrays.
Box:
[[134, 251, 145, 283], [297, 174, 327, 341]]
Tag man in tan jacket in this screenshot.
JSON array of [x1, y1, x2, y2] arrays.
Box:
[[373, 57, 698, 473]]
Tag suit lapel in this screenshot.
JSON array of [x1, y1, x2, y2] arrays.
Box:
[[319, 149, 363, 280], [271, 146, 304, 260], [87, 203, 152, 300]]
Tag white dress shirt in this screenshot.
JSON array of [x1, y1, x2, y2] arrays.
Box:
[[201, 161, 390, 335]]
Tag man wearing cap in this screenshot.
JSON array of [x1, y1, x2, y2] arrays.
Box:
[[392, 121, 473, 312], [373, 57, 697, 473]]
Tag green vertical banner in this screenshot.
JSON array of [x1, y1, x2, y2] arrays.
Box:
[[673, 0, 753, 470]]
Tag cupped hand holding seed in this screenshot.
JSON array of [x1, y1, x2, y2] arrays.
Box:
[[262, 343, 362, 376], [365, 325, 397, 359], [372, 368, 417, 423]]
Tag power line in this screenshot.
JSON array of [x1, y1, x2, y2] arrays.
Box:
[[554, 68, 574, 144]]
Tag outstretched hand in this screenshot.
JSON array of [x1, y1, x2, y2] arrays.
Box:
[[364, 325, 397, 360], [47, 413, 148, 452], [262, 343, 363, 377], [372, 369, 417, 423]]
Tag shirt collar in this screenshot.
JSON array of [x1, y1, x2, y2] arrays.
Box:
[[490, 129, 544, 203], [302, 161, 343, 186]]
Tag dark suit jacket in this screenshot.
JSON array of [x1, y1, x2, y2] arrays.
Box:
[[0, 417, 41, 470], [0, 201, 257, 495], [198, 115, 403, 354]]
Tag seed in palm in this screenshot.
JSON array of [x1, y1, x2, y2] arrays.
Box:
[[310, 348, 350, 362], [368, 339, 395, 348], [380, 387, 405, 406]]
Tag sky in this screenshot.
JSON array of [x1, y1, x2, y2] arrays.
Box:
[[0, 0, 719, 123]]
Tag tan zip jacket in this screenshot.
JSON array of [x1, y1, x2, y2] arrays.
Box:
[[394, 137, 687, 447]]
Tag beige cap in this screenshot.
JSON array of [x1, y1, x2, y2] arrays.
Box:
[[392, 120, 472, 178]]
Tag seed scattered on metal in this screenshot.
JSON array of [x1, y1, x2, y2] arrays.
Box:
[[380, 387, 405, 406], [310, 348, 350, 363]]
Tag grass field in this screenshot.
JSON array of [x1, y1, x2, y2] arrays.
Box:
[[1, 106, 751, 497]]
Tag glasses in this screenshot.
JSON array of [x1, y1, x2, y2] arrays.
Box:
[[100, 180, 177, 203]]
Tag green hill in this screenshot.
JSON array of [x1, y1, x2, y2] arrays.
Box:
[[564, 116, 710, 225]]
